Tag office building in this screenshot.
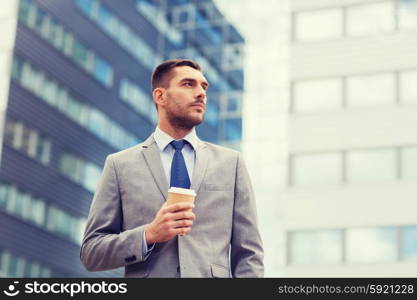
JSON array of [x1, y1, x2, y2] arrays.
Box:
[[0, 0, 244, 277]]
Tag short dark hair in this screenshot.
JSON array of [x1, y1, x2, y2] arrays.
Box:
[[151, 59, 201, 91]]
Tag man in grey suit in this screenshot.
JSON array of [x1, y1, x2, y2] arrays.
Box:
[[80, 59, 264, 277]]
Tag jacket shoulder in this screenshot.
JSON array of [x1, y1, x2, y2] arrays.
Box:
[[202, 141, 240, 159], [107, 143, 145, 162]]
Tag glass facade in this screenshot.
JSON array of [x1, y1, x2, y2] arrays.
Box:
[[291, 152, 342, 187], [1, 0, 244, 277], [293, 78, 342, 113], [346, 227, 397, 263], [12, 56, 140, 150], [294, 9, 342, 42], [289, 145, 417, 187], [289, 230, 343, 265], [288, 226, 416, 265], [346, 148, 397, 184], [0, 182, 85, 245], [19, 0, 113, 87], [294, 0, 417, 42], [75, 0, 161, 70], [291, 70, 417, 114]]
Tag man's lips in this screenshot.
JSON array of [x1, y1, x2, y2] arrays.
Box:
[[190, 104, 205, 109]]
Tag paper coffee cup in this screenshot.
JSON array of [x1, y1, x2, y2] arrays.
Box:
[[166, 187, 196, 209]]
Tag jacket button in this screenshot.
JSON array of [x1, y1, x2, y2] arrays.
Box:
[[177, 266, 180, 272], [125, 255, 136, 263]]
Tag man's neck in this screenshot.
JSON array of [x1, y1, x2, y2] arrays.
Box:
[[158, 121, 193, 140]]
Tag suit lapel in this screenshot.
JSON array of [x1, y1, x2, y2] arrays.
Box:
[[191, 140, 208, 194], [141, 135, 169, 200]]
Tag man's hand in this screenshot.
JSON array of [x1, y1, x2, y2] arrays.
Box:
[[145, 202, 195, 245]]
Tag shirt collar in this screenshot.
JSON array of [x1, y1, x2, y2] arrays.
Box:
[[154, 126, 199, 151]]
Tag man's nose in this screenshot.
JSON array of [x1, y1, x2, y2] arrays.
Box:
[[195, 87, 206, 101]]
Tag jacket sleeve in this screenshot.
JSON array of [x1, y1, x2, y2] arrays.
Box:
[[80, 154, 147, 272], [230, 153, 264, 277]]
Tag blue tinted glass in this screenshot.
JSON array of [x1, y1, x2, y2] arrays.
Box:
[[75, 0, 93, 14], [225, 119, 242, 141], [94, 58, 113, 86], [205, 103, 218, 127], [98, 6, 112, 31], [403, 226, 417, 259], [173, 0, 188, 4]]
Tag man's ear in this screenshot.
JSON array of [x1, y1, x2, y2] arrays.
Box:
[[153, 87, 166, 108]]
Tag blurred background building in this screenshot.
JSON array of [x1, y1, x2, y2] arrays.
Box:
[[217, 0, 417, 277], [0, 0, 244, 277], [285, 0, 417, 277]]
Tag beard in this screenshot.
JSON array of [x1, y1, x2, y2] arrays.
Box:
[[165, 101, 204, 131]]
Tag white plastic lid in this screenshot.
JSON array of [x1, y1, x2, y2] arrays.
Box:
[[168, 187, 196, 196]]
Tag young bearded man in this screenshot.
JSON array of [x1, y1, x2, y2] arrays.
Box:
[[80, 59, 264, 278]]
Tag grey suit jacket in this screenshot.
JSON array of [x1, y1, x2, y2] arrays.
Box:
[[80, 134, 264, 277]]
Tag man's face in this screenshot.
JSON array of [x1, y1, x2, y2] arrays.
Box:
[[162, 66, 209, 130]]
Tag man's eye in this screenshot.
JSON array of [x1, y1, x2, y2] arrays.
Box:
[[184, 82, 193, 86]]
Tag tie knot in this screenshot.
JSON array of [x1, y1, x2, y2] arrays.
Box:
[[170, 140, 187, 151]]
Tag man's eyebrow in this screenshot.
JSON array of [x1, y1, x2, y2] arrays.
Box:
[[180, 78, 209, 88]]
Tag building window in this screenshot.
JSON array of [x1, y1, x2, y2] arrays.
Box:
[[75, 0, 158, 70], [346, 1, 395, 37], [346, 227, 397, 263], [205, 101, 219, 128], [401, 146, 417, 180], [136, 0, 184, 47], [119, 78, 154, 123], [0, 249, 57, 278], [0, 182, 85, 245], [346, 73, 395, 108], [294, 8, 343, 42], [400, 70, 417, 104], [4, 117, 51, 166], [59, 153, 101, 194], [403, 226, 417, 259], [399, 0, 417, 30], [288, 230, 343, 265], [18, 0, 114, 87], [291, 153, 342, 187], [224, 118, 242, 142], [293, 78, 342, 113], [346, 148, 397, 184], [12, 56, 140, 150]]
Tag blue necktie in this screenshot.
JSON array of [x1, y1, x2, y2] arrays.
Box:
[[170, 140, 191, 189]]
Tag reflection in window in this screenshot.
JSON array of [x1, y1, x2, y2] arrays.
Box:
[[346, 2, 395, 36], [289, 230, 342, 265], [59, 153, 101, 193], [0, 181, 86, 246], [400, 70, 417, 104], [291, 153, 342, 187], [0, 249, 55, 278], [4, 117, 51, 165], [293, 78, 342, 113], [224, 118, 242, 142], [119, 78, 154, 123], [294, 9, 342, 41], [205, 102, 219, 127], [403, 226, 417, 259], [346, 148, 396, 184], [402, 146, 417, 180], [18, 0, 113, 87], [346, 228, 397, 263], [12, 56, 139, 150], [399, 0, 417, 30], [347, 73, 395, 108]]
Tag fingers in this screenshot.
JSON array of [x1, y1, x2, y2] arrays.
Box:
[[163, 202, 194, 213], [173, 219, 194, 228]]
